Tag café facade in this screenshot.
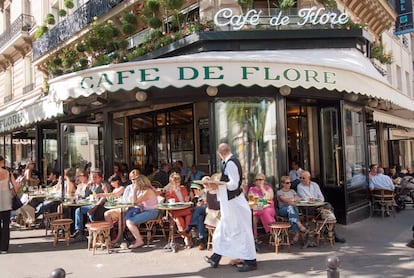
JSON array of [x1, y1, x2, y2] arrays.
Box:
[[1, 3, 413, 224]]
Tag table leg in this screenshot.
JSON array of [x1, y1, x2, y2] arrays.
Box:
[[163, 211, 177, 252]]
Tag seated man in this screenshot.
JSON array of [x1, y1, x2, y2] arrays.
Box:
[[72, 171, 108, 241], [183, 183, 207, 250], [369, 167, 395, 191], [297, 170, 346, 243], [370, 167, 395, 216]]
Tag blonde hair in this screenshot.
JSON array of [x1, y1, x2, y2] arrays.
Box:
[[169, 172, 181, 183], [134, 175, 152, 190]]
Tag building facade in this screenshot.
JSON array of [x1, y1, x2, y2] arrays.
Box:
[[0, 0, 413, 224]]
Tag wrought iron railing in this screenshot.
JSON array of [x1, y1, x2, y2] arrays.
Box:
[[33, 0, 125, 60], [0, 14, 34, 50]]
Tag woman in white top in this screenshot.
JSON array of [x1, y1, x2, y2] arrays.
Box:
[[0, 155, 19, 253]]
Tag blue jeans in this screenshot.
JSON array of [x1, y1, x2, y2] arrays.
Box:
[[126, 209, 159, 225], [187, 205, 206, 239], [278, 205, 300, 233], [74, 204, 95, 231]]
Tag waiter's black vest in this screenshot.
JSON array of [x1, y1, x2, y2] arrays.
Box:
[[220, 156, 243, 200]]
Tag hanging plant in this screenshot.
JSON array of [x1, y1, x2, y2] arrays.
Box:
[[46, 13, 56, 25], [64, 0, 74, 9], [58, 9, 67, 17], [34, 25, 48, 39]]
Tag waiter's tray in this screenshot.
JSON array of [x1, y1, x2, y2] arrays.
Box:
[[192, 180, 226, 185]]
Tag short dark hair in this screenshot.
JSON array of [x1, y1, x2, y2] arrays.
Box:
[[109, 175, 122, 183]]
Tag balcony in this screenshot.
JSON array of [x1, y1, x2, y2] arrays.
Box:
[[0, 14, 34, 57], [33, 0, 125, 60]]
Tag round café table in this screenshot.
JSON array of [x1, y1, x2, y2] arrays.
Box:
[[157, 202, 192, 253], [61, 199, 94, 234], [295, 200, 327, 248], [103, 202, 133, 245]]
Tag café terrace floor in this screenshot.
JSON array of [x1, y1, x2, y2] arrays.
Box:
[[1, 207, 413, 278]]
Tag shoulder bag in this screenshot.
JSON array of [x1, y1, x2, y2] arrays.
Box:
[[9, 172, 23, 210]]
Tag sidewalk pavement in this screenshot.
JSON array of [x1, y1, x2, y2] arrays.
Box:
[[1, 208, 413, 278]]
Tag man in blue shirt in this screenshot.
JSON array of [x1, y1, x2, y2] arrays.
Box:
[[369, 167, 395, 191]]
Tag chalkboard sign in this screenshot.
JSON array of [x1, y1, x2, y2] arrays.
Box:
[[199, 118, 209, 154]]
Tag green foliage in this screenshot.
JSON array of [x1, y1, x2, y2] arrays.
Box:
[[76, 43, 86, 52], [122, 13, 137, 25], [371, 43, 392, 64], [146, 0, 160, 12], [238, 0, 254, 11], [122, 22, 137, 35], [52, 57, 62, 66], [315, 0, 337, 8], [64, 0, 74, 9], [34, 25, 48, 39], [46, 13, 55, 25], [58, 9, 67, 17], [163, 0, 184, 10], [278, 0, 296, 9], [79, 58, 89, 67], [148, 17, 162, 29]]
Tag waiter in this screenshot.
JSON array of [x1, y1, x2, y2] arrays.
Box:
[[204, 143, 257, 272]]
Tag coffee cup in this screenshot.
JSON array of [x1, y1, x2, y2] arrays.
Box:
[[168, 198, 176, 204]]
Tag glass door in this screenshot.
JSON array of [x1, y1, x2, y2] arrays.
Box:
[[320, 107, 343, 187], [61, 124, 103, 172]]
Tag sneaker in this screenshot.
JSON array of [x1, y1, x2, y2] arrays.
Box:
[[74, 234, 87, 242], [71, 230, 81, 238]]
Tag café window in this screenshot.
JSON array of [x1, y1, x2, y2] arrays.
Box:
[[214, 98, 278, 186]]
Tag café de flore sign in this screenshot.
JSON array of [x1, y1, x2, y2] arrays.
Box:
[[47, 49, 414, 112], [214, 7, 349, 30]]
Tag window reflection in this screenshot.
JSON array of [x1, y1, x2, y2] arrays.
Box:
[[214, 99, 277, 186]]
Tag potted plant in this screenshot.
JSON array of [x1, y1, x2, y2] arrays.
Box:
[[58, 9, 67, 17], [34, 25, 48, 39], [64, 0, 74, 9], [46, 13, 55, 25], [371, 43, 392, 64]]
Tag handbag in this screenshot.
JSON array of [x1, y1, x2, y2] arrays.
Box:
[[9, 173, 23, 210], [12, 194, 23, 210]]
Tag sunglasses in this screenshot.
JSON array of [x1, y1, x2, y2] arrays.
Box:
[[256, 178, 264, 181], [300, 177, 306, 179], [284, 181, 291, 184]]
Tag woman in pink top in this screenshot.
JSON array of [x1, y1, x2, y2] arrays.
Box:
[[248, 173, 275, 241], [125, 171, 159, 249]]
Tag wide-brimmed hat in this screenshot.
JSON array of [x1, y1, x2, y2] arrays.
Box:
[[190, 183, 203, 190]]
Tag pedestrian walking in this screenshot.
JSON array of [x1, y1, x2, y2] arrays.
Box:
[[204, 143, 257, 272], [0, 155, 19, 254]]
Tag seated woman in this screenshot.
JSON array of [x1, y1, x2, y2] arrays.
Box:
[[248, 173, 275, 241], [165, 172, 193, 248], [125, 170, 159, 249], [276, 175, 308, 244]]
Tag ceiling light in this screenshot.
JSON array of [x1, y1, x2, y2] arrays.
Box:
[[206, 86, 218, 97], [135, 91, 148, 102], [279, 85, 291, 96]]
